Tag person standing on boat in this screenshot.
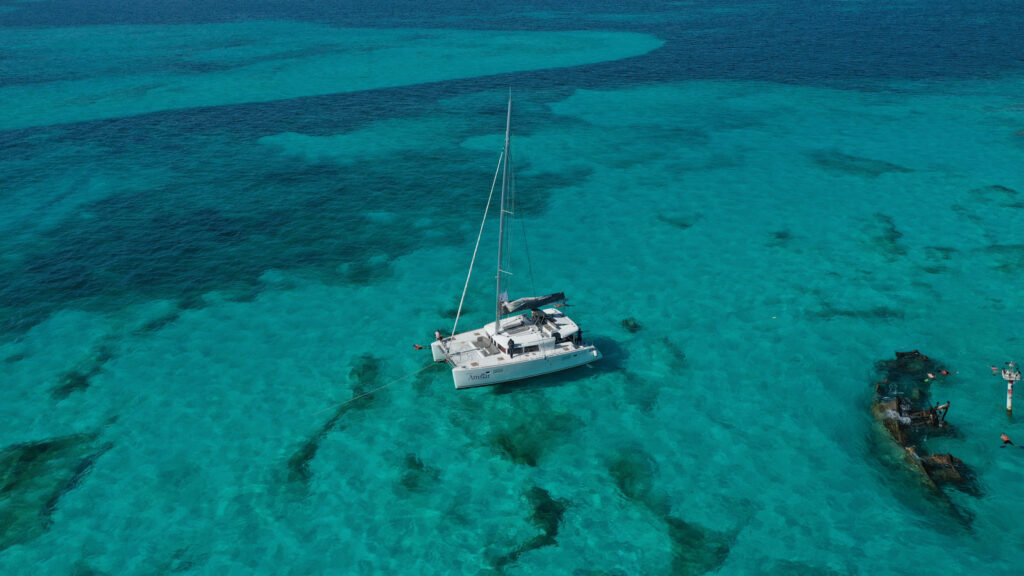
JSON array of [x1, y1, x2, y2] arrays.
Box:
[[508, 339, 515, 358]]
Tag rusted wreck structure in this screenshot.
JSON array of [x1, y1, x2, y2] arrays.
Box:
[[871, 350, 977, 496]]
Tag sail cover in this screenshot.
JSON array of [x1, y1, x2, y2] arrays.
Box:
[[500, 292, 565, 316]]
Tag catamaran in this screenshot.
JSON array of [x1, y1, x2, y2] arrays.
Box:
[[431, 95, 601, 389]]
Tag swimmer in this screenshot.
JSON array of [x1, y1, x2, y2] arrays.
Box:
[[1001, 433, 1014, 447]]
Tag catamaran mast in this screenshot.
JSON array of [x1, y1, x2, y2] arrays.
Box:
[[495, 94, 512, 332]]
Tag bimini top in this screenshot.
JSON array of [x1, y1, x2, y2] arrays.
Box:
[[500, 292, 565, 316]]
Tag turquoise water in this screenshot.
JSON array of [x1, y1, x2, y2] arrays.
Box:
[[2, 1, 1024, 574]]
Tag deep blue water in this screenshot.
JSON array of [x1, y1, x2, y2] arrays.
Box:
[[3, 0, 1021, 334], [4, 0, 1024, 83]]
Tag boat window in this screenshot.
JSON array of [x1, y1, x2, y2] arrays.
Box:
[[523, 345, 539, 353]]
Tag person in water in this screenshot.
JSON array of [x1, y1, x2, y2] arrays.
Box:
[[1001, 433, 1014, 447]]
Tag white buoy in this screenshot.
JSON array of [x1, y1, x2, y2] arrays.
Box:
[[1000, 362, 1020, 414]]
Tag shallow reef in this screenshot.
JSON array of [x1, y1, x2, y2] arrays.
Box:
[[398, 453, 440, 493], [657, 213, 702, 231], [808, 149, 912, 177], [492, 485, 569, 570], [865, 212, 907, 261], [51, 345, 115, 400], [607, 447, 732, 575], [286, 355, 380, 483], [665, 515, 731, 576], [766, 229, 794, 248], [0, 432, 111, 552], [487, 412, 583, 467], [620, 317, 643, 333]]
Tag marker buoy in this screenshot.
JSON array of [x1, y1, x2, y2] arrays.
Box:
[[999, 361, 1020, 414]]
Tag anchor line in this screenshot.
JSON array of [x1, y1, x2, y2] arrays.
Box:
[[312, 363, 437, 416]]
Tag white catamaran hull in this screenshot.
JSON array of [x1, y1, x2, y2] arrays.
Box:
[[433, 340, 601, 389], [434, 95, 602, 390]]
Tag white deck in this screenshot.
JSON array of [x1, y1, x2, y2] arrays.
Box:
[[431, 308, 601, 388]]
